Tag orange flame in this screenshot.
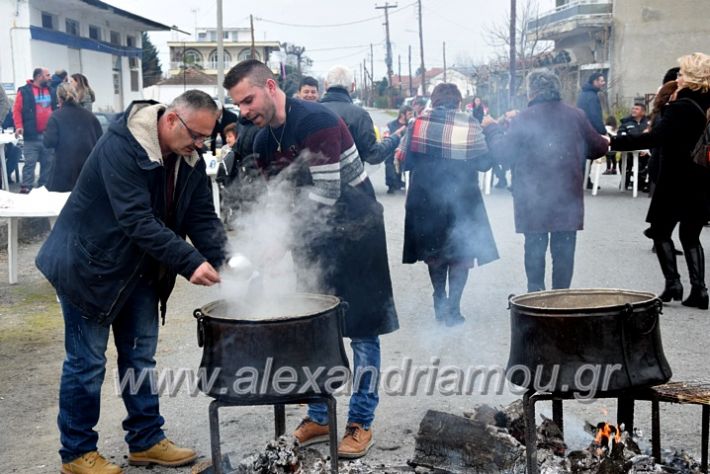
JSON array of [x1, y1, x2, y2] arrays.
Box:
[[594, 423, 622, 449]]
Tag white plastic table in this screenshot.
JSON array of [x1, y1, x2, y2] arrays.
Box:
[[203, 152, 221, 218], [0, 189, 70, 284]]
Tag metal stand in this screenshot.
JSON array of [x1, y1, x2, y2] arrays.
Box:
[[523, 388, 709, 474], [208, 395, 339, 474]]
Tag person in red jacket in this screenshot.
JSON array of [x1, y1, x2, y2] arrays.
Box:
[[12, 67, 57, 193]]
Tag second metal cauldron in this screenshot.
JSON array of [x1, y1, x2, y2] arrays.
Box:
[[506, 289, 672, 394]]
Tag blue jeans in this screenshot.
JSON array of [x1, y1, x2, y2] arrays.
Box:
[[308, 337, 380, 429], [21, 138, 52, 188], [58, 279, 165, 463], [523, 231, 577, 292]]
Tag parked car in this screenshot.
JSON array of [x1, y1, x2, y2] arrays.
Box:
[[94, 112, 118, 135]]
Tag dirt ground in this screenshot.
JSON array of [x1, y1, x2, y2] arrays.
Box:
[[1, 170, 710, 473]]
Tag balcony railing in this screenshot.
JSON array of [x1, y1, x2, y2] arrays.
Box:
[[528, 0, 612, 31]]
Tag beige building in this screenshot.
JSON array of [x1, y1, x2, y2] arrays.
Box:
[[167, 27, 280, 78], [527, 0, 710, 110]]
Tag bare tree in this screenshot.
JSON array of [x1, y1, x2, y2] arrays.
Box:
[[483, 0, 553, 94]]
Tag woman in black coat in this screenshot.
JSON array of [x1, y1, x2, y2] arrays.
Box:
[[612, 52, 710, 309], [398, 83, 498, 326], [43, 83, 102, 192]]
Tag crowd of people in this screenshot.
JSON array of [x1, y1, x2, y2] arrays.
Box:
[[1, 67, 97, 194], [3, 51, 707, 473]]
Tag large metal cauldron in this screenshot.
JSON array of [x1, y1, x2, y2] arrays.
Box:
[[193, 293, 350, 403], [506, 289, 672, 394]]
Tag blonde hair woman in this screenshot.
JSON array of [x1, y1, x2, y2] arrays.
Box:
[[611, 52, 710, 309]]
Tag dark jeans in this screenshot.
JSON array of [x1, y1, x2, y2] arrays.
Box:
[[58, 279, 165, 462], [523, 231, 577, 292], [384, 155, 403, 190], [21, 138, 53, 188]]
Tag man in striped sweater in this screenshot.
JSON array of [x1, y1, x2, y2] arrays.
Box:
[[225, 60, 398, 459]]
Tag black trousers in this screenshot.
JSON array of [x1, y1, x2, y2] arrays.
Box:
[[384, 155, 403, 190], [523, 231, 577, 292]]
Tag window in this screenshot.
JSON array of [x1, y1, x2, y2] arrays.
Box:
[[130, 70, 140, 92], [89, 25, 101, 41], [198, 32, 207, 40], [65, 18, 80, 36], [223, 31, 229, 39], [182, 49, 203, 67], [238, 49, 260, 61], [127, 35, 138, 68], [110, 31, 121, 45], [208, 49, 232, 69], [41, 12, 54, 29]]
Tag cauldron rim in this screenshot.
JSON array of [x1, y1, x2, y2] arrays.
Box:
[[195, 292, 342, 324], [509, 288, 658, 315]]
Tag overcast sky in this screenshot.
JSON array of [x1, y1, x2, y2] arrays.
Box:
[[108, 0, 556, 80]]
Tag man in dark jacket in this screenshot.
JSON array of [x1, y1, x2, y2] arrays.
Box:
[[576, 72, 607, 134], [36, 90, 227, 474], [619, 102, 650, 190], [576, 71, 607, 189], [12, 67, 57, 193], [320, 65, 402, 166]]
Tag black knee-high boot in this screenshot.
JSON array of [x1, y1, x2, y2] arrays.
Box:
[[682, 245, 708, 309], [654, 240, 683, 302], [427, 263, 448, 321], [447, 265, 469, 326]]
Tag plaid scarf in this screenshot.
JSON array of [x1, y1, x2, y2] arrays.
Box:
[[396, 107, 488, 161]]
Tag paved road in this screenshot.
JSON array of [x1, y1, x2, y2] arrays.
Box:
[[1, 122, 709, 471]]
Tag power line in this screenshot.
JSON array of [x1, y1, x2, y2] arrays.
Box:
[[253, 2, 415, 28]]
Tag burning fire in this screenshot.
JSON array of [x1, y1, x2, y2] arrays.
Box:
[[591, 421, 625, 459]]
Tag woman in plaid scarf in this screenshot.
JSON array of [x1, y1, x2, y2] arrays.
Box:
[[397, 83, 499, 326]]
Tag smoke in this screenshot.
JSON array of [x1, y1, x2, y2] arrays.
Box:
[[215, 151, 337, 318]]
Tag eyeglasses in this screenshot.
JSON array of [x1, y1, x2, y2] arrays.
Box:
[[175, 113, 212, 146]]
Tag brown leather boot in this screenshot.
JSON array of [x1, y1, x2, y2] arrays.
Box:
[[337, 423, 374, 459], [128, 439, 197, 467], [293, 417, 330, 447], [60, 451, 123, 474]]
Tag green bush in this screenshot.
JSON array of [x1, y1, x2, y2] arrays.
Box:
[[373, 96, 390, 109]]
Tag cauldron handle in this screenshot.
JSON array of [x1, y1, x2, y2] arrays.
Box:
[[507, 294, 515, 310], [622, 302, 660, 335], [194, 309, 205, 348]]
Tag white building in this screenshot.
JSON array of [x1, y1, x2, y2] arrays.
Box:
[[168, 27, 280, 78], [0, 0, 170, 112]]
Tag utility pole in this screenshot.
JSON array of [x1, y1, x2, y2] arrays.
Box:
[[375, 3, 397, 105], [442, 41, 447, 82], [509, 0, 517, 109], [398, 54, 402, 95], [417, 0, 426, 96], [250, 14, 257, 59], [216, 0, 224, 104], [370, 43, 374, 85], [408, 45, 413, 97]]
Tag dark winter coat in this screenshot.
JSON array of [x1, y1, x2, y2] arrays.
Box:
[[611, 88, 710, 225], [400, 107, 499, 267], [576, 83, 606, 135], [488, 97, 610, 233], [36, 101, 227, 326], [253, 98, 398, 338], [320, 87, 400, 164], [43, 102, 103, 192]]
